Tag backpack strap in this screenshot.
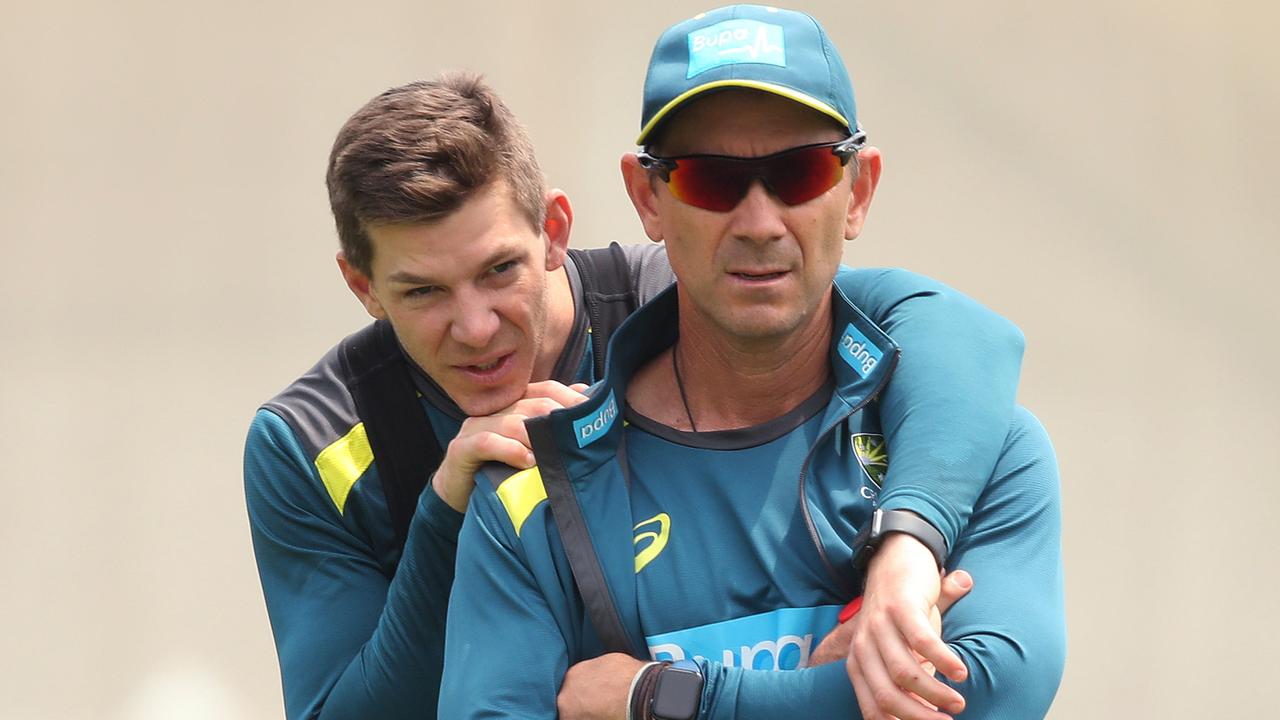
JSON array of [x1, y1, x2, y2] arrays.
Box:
[[526, 417, 640, 656], [338, 320, 444, 556], [533, 244, 646, 656], [568, 243, 640, 380]]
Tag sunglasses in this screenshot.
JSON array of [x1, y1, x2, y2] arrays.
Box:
[[636, 134, 866, 212]]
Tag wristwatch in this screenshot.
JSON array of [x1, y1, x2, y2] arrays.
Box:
[[851, 508, 948, 572], [650, 660, 703, 720]]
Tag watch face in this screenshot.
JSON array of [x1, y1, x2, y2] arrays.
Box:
[[651, 667, 702, 720]]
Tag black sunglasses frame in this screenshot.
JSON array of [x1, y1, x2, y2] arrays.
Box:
[[636, 132, 868, 183]]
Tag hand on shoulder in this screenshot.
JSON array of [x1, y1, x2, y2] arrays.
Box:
[[433, 381, 590, 511]]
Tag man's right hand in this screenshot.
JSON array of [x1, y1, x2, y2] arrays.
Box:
[[557, 653, 647, 720], [432, 381, 589, 512], [845, 561, 975, 720]]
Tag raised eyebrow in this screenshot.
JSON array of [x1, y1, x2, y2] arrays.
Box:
[[386, 270, 439, 286], [385, 248, 522, 286], [480, 247, 525, 272]]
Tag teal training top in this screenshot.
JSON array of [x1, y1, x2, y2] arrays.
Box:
[[245, 253, 1028, 719], [440, 274, 1065, 719]]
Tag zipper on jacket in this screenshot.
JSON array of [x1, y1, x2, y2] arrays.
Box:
[[796, 349, 901, 598]]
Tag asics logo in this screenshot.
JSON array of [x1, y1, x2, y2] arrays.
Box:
[[633, 512, 670, 573]]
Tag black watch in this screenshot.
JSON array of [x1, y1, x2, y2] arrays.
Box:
[[650, 660, 703, 720], [851, 508, 947, 572]]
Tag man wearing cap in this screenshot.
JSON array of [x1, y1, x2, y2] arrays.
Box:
[[439, 6, 1065, 720], [247, 72, 1033, 719]]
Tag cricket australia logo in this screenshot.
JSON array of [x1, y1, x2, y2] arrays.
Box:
[[851, 433, 888, 499]]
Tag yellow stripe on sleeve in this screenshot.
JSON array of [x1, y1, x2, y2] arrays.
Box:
[[496, 467, 548, 536], [314, 422, 374, 514]]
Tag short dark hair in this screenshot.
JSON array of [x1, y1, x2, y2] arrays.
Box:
[[326, 72, 547, 275]]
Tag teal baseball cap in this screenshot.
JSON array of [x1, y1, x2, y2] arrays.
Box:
[[637, 4, 859, 146]]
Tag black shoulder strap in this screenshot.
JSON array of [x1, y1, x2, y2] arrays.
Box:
[[338, 321, 444, 556], [525, 417, 639, 657], [536, 244, 642, 656], [568, 243, 639, 380]]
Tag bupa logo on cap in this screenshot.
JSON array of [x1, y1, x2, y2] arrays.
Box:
[[686, 19, 786, 78], [573, 390, 618, 448], [837, 323, 883, 378]]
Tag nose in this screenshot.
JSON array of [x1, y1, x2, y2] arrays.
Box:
[[449, 288, 500, 348], [727, 181, 787, 246]]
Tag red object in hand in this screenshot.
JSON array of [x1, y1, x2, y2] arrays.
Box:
[[838, 596, 863, 624]]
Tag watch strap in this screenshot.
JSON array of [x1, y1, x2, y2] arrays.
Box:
[[852, 509, 947, 571], [627, 662, 663, 720]]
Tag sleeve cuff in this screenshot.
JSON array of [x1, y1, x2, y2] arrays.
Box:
[[417, 477, 466, 540], [875, 489, 960, 554]]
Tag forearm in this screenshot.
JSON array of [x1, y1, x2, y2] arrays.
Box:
[[696, 601, 1061, 720], [439, 489, 570, 720], [697, 661, 860, 720], [697, 413, 1063, 720], [316, 486, 464, 719], [942, 607, 1065, 719], [839, 267, 1025, 548], [932, 408, 1067, 718]]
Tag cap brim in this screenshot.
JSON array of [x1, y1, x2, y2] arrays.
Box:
[[636, 79, 850, 146]]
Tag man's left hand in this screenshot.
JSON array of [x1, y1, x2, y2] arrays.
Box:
[[558, 652, 647, 720], [808, 566, 972, 668], [846, 533, 971, 720]]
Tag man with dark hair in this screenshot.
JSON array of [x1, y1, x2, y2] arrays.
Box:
[[327, 74, 550, 305], [440, 7, 1065, 720], [247, 70, 1031, 719]]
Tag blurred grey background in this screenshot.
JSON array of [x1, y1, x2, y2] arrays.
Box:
[[1, 1, 1277, 718]]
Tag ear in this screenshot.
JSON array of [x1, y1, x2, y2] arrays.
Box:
[[620, 153, 665, 243], [542, 189, 573, 272], [844, 146, 883, 241], [337, 251, 388, 320]]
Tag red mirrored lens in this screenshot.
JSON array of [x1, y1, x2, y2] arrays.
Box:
[[666, 157, 754, 212], [761, 146, 846, 205], [663, 144, 847, 212]]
